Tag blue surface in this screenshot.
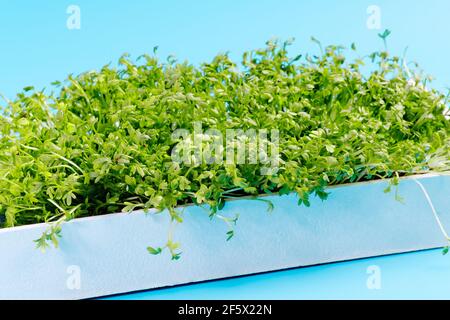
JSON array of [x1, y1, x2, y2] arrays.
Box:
[[104, 249, 450, 300], [2, 1, 450, 300]]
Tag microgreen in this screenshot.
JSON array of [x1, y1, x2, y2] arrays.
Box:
[[0, 38, 448, 256], [378, 29, 392, 50]]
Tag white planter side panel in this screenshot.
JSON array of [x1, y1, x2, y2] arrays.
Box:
[[0, 174, 449, 299]]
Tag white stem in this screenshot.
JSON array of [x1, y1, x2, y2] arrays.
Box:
[[414, 179, 450, 241]]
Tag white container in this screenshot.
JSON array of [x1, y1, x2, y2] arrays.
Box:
[[0, 173, 449, 299]]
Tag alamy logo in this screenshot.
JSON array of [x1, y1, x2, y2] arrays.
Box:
[[366, 265, 381, 290], [171, 122, 280, 175], [366, 5, 382, 30], [66, 5, 81, 30], [66, 265, 81, 290]]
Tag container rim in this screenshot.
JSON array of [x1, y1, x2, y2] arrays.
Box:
[[0, 171, 446, 234]]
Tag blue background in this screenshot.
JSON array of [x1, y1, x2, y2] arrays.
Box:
[[2, 1, 450, 299], [102, 249, 450, 300], [1, 0, 450, 100]]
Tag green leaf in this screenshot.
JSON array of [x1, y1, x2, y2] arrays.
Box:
[[378, 29, 391, 40], [325, 144, 336, 153], [147, 246, 162, 255], [171, 252, 182, 260], [218, 198, 225, 210]]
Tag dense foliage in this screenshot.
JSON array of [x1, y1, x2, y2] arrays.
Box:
[[0, 39, 449, 256]]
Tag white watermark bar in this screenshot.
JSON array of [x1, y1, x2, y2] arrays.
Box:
[[171, 122, 280, 175]]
